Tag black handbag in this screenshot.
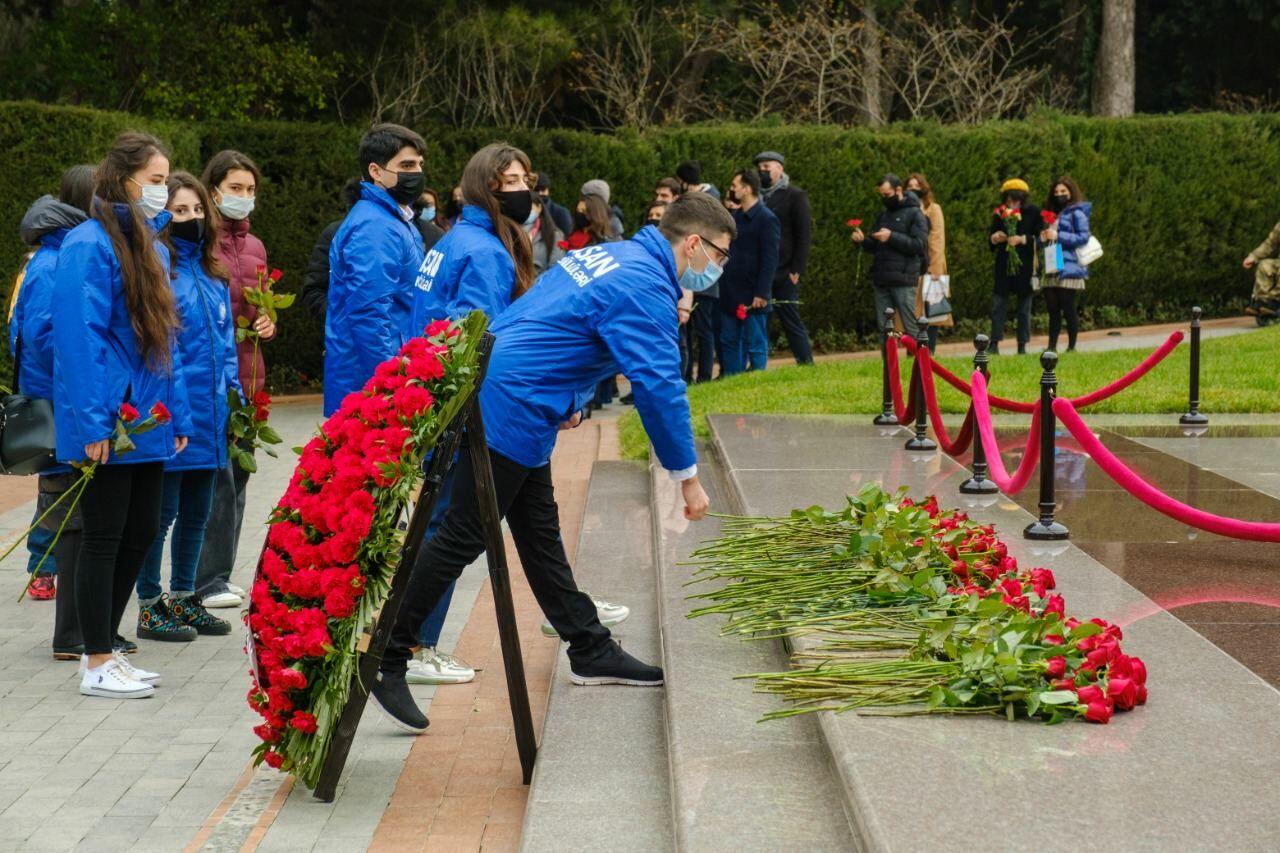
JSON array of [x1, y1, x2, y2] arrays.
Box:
[[0, 337, 57, 476]]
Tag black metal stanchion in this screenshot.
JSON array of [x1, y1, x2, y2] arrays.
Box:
[[960, 334, 999, 494], [1180, 306, 1209, 426], [1024, 351, 1069, 540], [904, 317, 937, 452], [873, 307, 899, 426]]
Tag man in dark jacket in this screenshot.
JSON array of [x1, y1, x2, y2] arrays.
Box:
[[717, 170, 780, 375], [536, 172, 573, 237], [755, 151, 814, 365], [851, 174, 930, 342]]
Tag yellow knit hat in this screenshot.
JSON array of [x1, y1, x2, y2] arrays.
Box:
[[1000, 178, 1030, 193]]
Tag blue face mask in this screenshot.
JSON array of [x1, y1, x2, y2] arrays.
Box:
[[679, 238, 724, 293], [419, 205, 436, 222]]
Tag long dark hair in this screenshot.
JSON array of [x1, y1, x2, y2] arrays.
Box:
[[200, 149, 261, 238], [529, 190, 557, 257], [459, 143, 535, 298], [92, 131, 178, 370], [907, 172, 934, 208], [422, 187, 450, 232], [578, 195, 613, 243], [1047, 175, 1085, 208], [165, 171, 227, 281]]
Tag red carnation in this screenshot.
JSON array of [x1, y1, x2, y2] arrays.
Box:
[[119, 403, 140, 423], [1041, 210, 1058, 226], [263, 750, 284, 769], [253, 724, 282, 743], [846, 218, 863, 228], [736, 304, 748, 321], [424, 319, 453, 339], [150, 402, 172, 425], [1083, 700, 1113, 724], [290, 711, 318, 734]]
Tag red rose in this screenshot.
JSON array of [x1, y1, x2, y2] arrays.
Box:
[[1075, 684, 1104, 704], [1135, 684, 1148, 705], [253, 390, 271, 408], [119, 403, 140, 423], [1045, 656, 1067, 678], [736, 304, 748, 321], [290, 711, 318, 734], [1043, 595, 1065, 617], [1043, 633, 1064, 646], [150, 402, 172, 425], [1083, 700, 1113, 724], [992, 542, 1008, 560], [557, 240, 570, 251], [269, 268, 283, 282], [951, 560, 969, 580], [256, 265, 267, 277], [999, 578, 1023, 599], [1128, 657, 1147, 686], [1107, 676, 1138, 711], [263, 750, 284, 769]]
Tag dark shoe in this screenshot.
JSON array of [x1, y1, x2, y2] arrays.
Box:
[[53, 645, 85, 661], [1245, 300, 1261, 316], [28, 573, 56, 601], [170, 595, 232, 636], [371, 672, 429, 734], [569, 641, 664, 687], [620, 393, 635, 405], [1260, 301, 1279, 317], [1017, 343, 1027, 355], [137, 597, 198, 642], [113, 635, 138, 654], [989, 342, 1001, 356]]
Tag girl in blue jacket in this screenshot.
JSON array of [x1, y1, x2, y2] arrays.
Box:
[[134, 172, 242, 644], [1039, 175, 1093, 352], [52, 132, 193, 700]]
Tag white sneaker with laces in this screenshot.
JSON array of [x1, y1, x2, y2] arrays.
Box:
[[405, 647, 475, 685], [203, 590, 243, 609], [79, 652, 161, 685], [542, 592, 631, 638], [225, 582, 246, 597], [80, 660, 154, 699]]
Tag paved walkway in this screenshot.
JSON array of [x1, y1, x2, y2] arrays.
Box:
[[0, 400, 625, 852]]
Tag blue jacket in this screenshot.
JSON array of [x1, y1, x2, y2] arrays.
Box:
[[324, 183, 425, 415], [409, 205, 516, 333], [481, 225, 696, 473], [718, 201, 780, 311], [52, 205, 194, 465], [167, 237, 243, 471], [14, 231, 69, 401], [1056, 201, 1093, 280]]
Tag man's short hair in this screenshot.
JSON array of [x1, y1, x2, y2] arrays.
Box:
[[658, 191, 737, 242], [655, 176, 683, 196], [676, 160, 702, 185], [879, 173, 903, 189], [536, 171, 552, 191], [358, 123, 425, 182], [734, 169, 761, 197]]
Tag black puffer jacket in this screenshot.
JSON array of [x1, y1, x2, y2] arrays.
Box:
[[861, 192, 929, 287]]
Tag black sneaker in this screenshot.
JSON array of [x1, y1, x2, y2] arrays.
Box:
[[569, 641, 664, 687], [137, 597, 198, 642], [170, 595, 232, 636], [371, 671, 429, 734], [113, 635, 138, 654]]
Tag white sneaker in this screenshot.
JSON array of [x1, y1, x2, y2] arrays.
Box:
[[80, 660, 155, 699], [541, 592, 631, 638], [225, 582, 246, 597], [203, 590, 243, 609], [79, 652, 161, 685], [405, 647, 475, 685]]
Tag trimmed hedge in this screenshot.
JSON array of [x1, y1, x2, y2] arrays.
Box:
[[4, 101, 1278, 389]]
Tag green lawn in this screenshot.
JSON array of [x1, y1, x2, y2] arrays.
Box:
[[619, 326, 1280, 460]]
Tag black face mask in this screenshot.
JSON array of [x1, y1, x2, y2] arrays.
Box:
[[381, 169, 425, 206], [496, 190, 533, 224], [170, 217, 205, 244], [758, 170, 774, 189], [1053, 194, 1071, 210], [881, 194, 900, 210], [573, 210, 588, 231]]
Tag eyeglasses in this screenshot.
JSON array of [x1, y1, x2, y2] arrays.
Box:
[[701, 235, 731, 265]]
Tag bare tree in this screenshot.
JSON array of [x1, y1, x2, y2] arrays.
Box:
[[1094, 0, 1136, 116], [858, 2, 885, 126]]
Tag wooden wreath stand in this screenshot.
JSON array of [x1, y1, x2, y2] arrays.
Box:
[[304, 333, 536, 802]]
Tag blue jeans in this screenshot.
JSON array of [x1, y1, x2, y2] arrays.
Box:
[[417, 461, 458, 648], [719, 308, 769, 375], [137, 469, 218, 601], [26, 507, 56, 575]]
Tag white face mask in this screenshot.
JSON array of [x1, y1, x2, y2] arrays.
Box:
[[131, 179, 169, 218], [216, 191, 255, 221]]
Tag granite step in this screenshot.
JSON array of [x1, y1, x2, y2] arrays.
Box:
[[649, 444, 857, 852], [706, 413, 1280, 852], [521, 460, 674, 853]]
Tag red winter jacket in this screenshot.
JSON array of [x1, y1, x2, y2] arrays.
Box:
[[213, 218, 271, 394]]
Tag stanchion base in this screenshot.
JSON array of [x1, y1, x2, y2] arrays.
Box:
[[959, 476, 1000, 495], [1179, 412, 1209, 426], [873, 413, 900, 426], [904, 436, 937, 451], [1023, 520, 1070, 541]]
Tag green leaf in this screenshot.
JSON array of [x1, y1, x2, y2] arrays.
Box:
[[1067, 622, 1105, 642], [236, 315, 250, 328], [1039, 690, 1079, 705], [274, 293, 296, 309], [258, 425, 283, 444]]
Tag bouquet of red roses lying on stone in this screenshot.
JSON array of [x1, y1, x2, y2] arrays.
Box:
[[689, 483, 1147, 724]]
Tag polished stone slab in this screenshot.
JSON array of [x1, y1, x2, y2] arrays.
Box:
[[705, 413, 1280, 852]]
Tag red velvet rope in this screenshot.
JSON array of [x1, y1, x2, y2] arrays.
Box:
[[970, 371, 1042, 493], [883, 338, 916, 423], [899, 336, 1036, 413], [916, 346, 975, 455], [1053, 397, 1280, 542]]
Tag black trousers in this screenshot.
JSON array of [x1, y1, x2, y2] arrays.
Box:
[[382, 445, 612, 674], [1044, 288, 1080, 351], [75, 462, 165, 655], [53, 529, 83, 652], [691, 294, 719, 382], [771, 277, 813, 364]]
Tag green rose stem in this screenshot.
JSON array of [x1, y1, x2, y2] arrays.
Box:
[[12, 467, 94, 602]]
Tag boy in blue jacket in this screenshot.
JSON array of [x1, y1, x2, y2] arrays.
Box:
[[372, 193, 736, 733], [323, 123, 427, 415]]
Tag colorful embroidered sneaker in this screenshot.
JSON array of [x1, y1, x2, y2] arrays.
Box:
[[170, 595, 232, 636], [137, 596, 197, 642]]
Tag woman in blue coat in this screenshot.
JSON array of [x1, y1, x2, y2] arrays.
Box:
[[52, 132, 193, 700], [134, 172, 242, 644], [1039, 175, 1093, 352]]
